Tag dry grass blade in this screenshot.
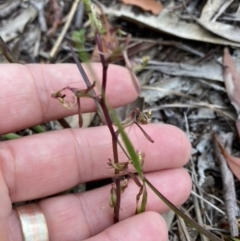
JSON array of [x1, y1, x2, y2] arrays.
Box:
[[190, 191, 225, 215], [144, 177, 223, 241], [177, 216, 192, 241], [0, 36, 18, 63], [149, 103, 235, 121], [50, 0, 80, 58]]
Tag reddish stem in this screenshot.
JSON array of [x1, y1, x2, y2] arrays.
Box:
[[95, 32, 121, 223], [95, 32, 108, 99]]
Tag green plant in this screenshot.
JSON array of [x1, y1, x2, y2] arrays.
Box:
[[51, 2, 223, 240]]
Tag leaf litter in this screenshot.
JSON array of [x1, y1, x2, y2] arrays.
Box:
[[1, 0, 240, 239]]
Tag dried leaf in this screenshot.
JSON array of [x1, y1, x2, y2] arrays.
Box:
[[200, 0, 232, 22], [214, 136, 240, 181], [121, 0, 163, 15], [98, 2, 240, 47], [144, 60, 224, 81], [223, 47, 240, 138], [223, 47, 240, 113], [0, 6, 38, 42], [200, 0, 225, 21], [0, 0, 21, 18], [197, 20, 240, 43]]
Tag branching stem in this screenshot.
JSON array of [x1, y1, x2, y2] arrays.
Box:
[[96, 30, 121, 222]]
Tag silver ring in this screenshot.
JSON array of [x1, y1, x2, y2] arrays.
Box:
[[15, 203, 49, 241]]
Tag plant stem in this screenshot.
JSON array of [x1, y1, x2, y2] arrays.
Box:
[[95, 33, 107, 98], [99, 98, 121, 223], [95, 32, 121, 223], [57, 118, 71, 128], [69, 42, 122, 222], [77, 98, 83, 127], [68, 43, 106, 124]]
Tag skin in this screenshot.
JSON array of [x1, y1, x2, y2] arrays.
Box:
[[0, 63, 192, 241]]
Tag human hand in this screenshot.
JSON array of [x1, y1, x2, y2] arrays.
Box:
[[0, 63, 191, 241]]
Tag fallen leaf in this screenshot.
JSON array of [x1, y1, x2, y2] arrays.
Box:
[[121, 0, 163, 15], [223, 47, 240, 138], [99, 2, 240, 47], [214, 135, 240, 181], [197, 20, 240, 43]]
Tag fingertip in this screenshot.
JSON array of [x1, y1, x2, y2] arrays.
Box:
[[142, 124, 192, 168], [146, 168, 192, 213], [105, 64, 139, 103], [88, 211, 168, 241], [163, 125, 192, 165]]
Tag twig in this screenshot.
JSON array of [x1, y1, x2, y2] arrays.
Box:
[[192, 185, 209, 241], [148, 102, 235, 121], [190, 190, 225, 215], [213, 133, 238, 237], [177, 216, 192, 241], [57, 118, 71, 128], [49, 0, 80, 59], [184, 113, 209, 241]]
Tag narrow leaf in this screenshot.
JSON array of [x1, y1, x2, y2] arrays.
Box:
[[0, 36, 18, 63], [31, 125, 45, 133], [144, 177, 223, 241], [1, 133, 21, 140], [111, 110, 142, 178]]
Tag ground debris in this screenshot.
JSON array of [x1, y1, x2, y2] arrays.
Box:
[[1, 0, 240, 239]]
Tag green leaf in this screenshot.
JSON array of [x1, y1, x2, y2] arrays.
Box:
[[1, 133, 21, 140], [31, 125, 45, 133], [110, 110, 143, 178], [72, 29, 86, 44], [83, 0, 105, 34]]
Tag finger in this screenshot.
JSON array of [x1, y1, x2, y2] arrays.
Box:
[[86, 212, 168, 241], [0, 165, 12, 241], [8, 169, 190, 241], [1, 124, 191, 202], [0, 63, 137, 134]]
